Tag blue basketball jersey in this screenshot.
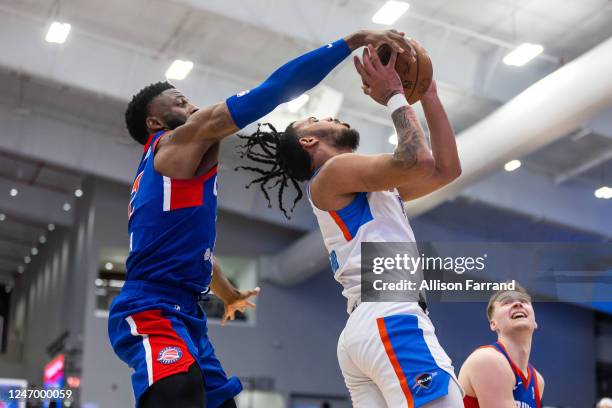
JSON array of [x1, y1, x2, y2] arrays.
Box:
[[126, 131, 218, 293], [491, 341, 541, 408]]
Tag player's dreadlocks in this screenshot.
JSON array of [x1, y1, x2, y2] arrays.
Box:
[[235, 123, 313, 219], [125, 81, 175, 145]]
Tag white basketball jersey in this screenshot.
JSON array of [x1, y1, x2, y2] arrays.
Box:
[[307, 180, 416, 313]]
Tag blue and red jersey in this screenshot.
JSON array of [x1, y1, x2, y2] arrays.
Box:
[[126, 130, 218, 293], [463, 341, 541, 408]]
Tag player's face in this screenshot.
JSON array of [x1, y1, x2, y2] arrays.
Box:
[[151, 89, 199, 130], [490, 292, 537, 335], [293, 117, 360, 150]]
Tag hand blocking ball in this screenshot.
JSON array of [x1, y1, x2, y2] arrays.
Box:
[[377, 39, 433, 104]]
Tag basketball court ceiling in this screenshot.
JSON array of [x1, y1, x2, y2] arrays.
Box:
[[0, 0, 611, 281]]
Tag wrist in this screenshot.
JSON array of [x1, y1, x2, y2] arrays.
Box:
[[386, 92, 409, 114], [344, 30, 365, 51]]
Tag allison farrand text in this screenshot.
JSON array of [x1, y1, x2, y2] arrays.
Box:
[[372, 279, 517, 292]]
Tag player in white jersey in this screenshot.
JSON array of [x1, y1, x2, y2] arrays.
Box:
[[237, 42, 462, 407]]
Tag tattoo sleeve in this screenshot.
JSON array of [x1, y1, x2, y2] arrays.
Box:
[[391, 106, 425, 168]]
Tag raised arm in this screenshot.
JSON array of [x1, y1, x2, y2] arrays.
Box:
[[156, 30, 407, 178], [397, 79, 461, 201], [311, 45, 433, 211]]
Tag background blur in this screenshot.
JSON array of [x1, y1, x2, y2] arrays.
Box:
[[0, 0, 611, 407]]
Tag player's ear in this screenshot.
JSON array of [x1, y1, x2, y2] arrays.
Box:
[[146, 116, 164, 132], [489, 319, 496, 332], [299, 136, 319, 148]]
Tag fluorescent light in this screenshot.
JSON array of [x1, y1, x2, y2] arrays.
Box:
[[46, 22, 71, 44], [372, 1, 410, 25], [504, 159, 521, 172], [24, 256, 31, 264], [39, 235, 47, 244], [63, 202, 71, 211], [9, 188, 18, 197], [595, 186, 612, 199], [105, 262, 114, 271], [165, 60, 194, 80], [503, 43, 544, 66], [74, 188, 83, 198], [48, 223, 56, 231], [287, 94, 310, 113], [388, 133, 398, 145], [17, 265, 25, 274], [0, 213, 5, 221], [31, 247, 38, 256]]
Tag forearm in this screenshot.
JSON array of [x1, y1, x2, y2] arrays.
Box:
[[226, 38, 351, 129], [210, 258, 240, 303], [389, 96, 433, 171], [421, 92, 461, 180]]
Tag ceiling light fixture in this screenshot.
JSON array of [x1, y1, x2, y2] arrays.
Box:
[[503, 43, 544, 66], [372, 1, 410, 25], [165, 60, 194, 80], [45, 22, 71, 44], [594, 186, 612, 199], [504, 160, 522, 172]]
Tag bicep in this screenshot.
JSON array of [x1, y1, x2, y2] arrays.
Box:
[[317, 153, 433, 197]]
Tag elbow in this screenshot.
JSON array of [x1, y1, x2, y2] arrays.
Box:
[[446, 164, 462, 183], [414, 151, 435, 177]]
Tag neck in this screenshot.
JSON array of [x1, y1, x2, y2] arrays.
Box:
[[311, 147, 352, 172], [497, 331, 533, 375]]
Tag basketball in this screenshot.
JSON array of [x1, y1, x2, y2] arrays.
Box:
[[377, 38, 433, 104]]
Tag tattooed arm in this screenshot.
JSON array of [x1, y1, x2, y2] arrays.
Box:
[[396, 80, 461, 201], [309, 46, 434, 212]]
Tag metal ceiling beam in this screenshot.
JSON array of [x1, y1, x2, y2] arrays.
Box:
[[554, 149, 612, 185]]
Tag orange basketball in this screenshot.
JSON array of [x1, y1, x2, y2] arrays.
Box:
[[377, 39, 433, 104]]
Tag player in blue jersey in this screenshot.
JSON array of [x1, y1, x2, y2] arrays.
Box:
[[108, 29, 410, 408], [459, 285, 545, 408]]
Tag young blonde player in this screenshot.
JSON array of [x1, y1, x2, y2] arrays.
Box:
[[459, 285, 545, 408]]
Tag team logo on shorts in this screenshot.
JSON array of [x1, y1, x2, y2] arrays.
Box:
[[412, 372, 437, 393], [157, 346, 182, 364]]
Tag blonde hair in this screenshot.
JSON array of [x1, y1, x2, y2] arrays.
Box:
[[486, 283, 531, 321]]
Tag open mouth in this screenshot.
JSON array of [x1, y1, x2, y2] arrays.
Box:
[[511, 311, 527, 320]]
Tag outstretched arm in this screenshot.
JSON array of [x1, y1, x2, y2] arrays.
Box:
[[210, 257, 260, 326], [397, 79, 461, 201], [156, 30, 408, 178]]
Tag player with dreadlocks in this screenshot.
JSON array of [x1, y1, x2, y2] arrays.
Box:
[[108, 29, 409, 408], [238, 42, 464, 407]]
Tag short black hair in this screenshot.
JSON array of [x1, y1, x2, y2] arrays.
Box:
[[235, 123, 312, 218], [125, 81, 175, 145]]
